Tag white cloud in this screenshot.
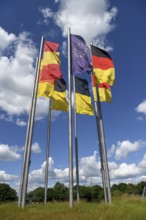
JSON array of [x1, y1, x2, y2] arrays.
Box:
[[136, 100, 146, 115], [39, 7, 53, 18], [61, 41, 67, 57], [26, 151, 142, 190], [54, 0, 117, 46], [31, 143, 41, 154], [0, 144, 21, 161], [28, 157, 56, 190], [79, 151, 100, 177], [0, 28, 37, 116], [110, 163, 140, 180], [0, 114, 13, 122], [108, 144, 116, 157], [13, 149, 146, 191], [138, 154, 146, 176], [0, 170, 18, 182], [136, 116, 144, 121], [112, 140, 145, 160], [21, 142, 42, 154], [16, 118, 26, 127], [35, 97, 61, 121], [0, 27, 16, 52], [0, 27, 62, 122], [38, 7, 53, 25]]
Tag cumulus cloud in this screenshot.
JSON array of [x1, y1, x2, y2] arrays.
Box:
[[28, 157, 63, 190], [0, 27, 16, 52], [38, 7, 53, 25], [31, 142, 42, 154], [60, 41, 67, 57], [0, 28, 37, 116], [16, 118, 27, 127], [138, 154, 146, 176], [35, 97, 61, 121], [0, 27, 62, 122], [28, 157, 68, 185], [54, 0, 117, 47], [26, 152, 101, 190], [108, 144, 116, 157], [110, 163, 140, 180], [0, 170, 18, 182], [112, 140, 145, 160], [79, 151, 100, 177], [13, 149, 146, 191], [0, 144, 21, 161], [136, 100, 146, 115]]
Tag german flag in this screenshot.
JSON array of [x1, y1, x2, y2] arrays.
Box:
[[75, 76, 94, 115], [91, 45, 115, 102], [37, 41, 62, 98], [51, 78, 68, 112], [37, 81, 54, 98], [92, 75, 112, 102]]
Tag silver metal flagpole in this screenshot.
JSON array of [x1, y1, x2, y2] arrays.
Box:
[[68, 27, 74, 207], [44, 98, 52, 204], [94, 95, 108, 203], [18, 59, 38, 207], [73, 75, 80, 202], [90, 43, 107, 203], [96, 90, 112, 204], [21, 36, 45, 208]]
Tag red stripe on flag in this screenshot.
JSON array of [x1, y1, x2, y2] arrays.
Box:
[[39, 64, 62, 83], [92, 75, 110, 89], [44, 41, 59, 52], [92, 55, 114, 70], [98, 82, 110, 90]]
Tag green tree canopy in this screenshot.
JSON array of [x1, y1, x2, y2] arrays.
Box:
[[0, 183, 17, 201]]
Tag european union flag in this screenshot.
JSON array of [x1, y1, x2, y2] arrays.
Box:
[[71, 35, 91, 75]]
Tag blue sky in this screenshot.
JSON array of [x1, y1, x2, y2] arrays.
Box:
[[0, 0, 146, 192]]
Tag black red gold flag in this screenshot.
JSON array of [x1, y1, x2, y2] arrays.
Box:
[[75, 76, 94, 115], [51, 78, 68, 112], [91, 45, 115, 102], [37, 41, 62, 98]]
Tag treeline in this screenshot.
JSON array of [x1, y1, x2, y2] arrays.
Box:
[[27, 181, 146, 203], [1, 181, 146, 202], [0, 183, 17, 202]]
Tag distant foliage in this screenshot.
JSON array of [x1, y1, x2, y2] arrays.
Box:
[[0, 183, 17, 202], [26, 181, 146, 203]]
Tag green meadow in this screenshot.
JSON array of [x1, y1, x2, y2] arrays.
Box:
[[0, 196, 146, 220]]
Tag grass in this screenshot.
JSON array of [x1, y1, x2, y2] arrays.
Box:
[[0, 196, 146, 220]]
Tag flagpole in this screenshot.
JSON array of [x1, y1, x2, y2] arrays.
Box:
[[90, 42, 111, 204], [44, 98, 52, 204], [68, 27, 74, 207], [96, 89, 112, 204], [90, 42, 108, 203], [94, 96, 108, 203], [18, 58, 38, 207], [21, 36, 45, 208], [73, 75, 80, 202]]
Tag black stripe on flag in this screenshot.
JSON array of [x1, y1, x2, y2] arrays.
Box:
[[54, 78, 66, 92], [75, 76, 90, 96], [91, 45, 111, 59]]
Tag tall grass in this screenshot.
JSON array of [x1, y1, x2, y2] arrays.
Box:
[[0, 196, 146, 220]]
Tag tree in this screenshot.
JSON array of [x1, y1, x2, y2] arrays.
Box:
[[91, 185, 104, 202], [136, 181, 146, 195], [0, 183, 17, 202], [27, 187, 44, 202], [79, 186, 92, 201], [53, 182, 68, 201], [47, 188, 54, 201]]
